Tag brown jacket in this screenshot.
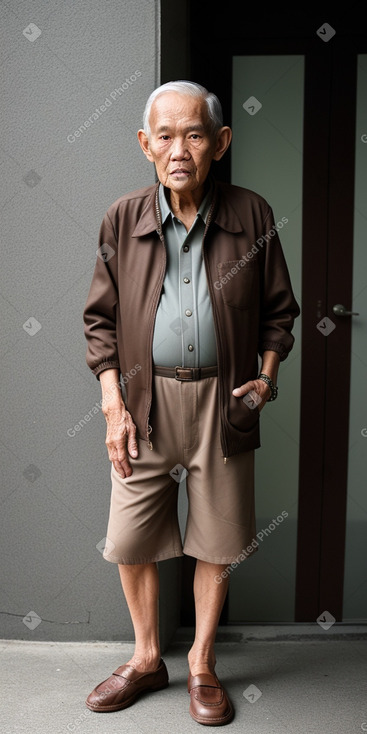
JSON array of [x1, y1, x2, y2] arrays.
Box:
[[83, 178, 300, 458]]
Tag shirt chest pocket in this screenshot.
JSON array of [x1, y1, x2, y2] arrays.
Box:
[[216, 260, 257, 310]]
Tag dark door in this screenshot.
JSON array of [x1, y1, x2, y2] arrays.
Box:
[[182, 1, 367, 623]]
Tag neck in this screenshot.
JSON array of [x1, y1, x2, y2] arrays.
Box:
[[168, 180, 209, 217]]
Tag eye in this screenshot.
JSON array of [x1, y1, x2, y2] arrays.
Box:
[[159, 135, 170, 141], [190, 134, 201, 139]]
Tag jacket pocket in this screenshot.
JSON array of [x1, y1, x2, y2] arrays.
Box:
[[217, 260, 256, 310], [228, 392, 259, 434]]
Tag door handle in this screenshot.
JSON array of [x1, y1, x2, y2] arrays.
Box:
[[332, 303, 359, 317]]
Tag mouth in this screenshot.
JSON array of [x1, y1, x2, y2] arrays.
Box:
[[170, 169, 191, 176]]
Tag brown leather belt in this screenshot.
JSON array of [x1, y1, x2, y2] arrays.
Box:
[[153, 365, 218, 381]]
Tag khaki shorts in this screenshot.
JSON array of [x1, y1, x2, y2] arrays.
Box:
[[103, 373, 256, 565]]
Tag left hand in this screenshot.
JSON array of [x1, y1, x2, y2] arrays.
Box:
[[232, 378, 271, 412]]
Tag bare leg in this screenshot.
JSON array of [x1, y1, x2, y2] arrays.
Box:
[[118, 562, 161, 672], [188, 560, 229, 676]]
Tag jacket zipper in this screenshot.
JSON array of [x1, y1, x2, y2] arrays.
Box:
[[145, 186, 167, 450], [202, 191, 229, 463], [147, 422, 153, 451]]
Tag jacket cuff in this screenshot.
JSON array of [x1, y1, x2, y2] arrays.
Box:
[[260, 342, 289, 362], [92, 360, 121, 379]]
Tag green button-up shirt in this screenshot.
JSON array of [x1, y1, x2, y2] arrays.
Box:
[[152, 182, 217, 367]]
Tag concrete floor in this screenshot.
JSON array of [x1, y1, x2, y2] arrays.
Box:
[[1, 625, 367, 734]]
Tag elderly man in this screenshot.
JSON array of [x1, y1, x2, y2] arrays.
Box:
[[83, 80, 300, 726]]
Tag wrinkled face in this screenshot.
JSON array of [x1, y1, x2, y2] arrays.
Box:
[[140, 92, 221, 194]]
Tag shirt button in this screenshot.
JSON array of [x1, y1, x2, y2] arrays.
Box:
[[188, 344, 194, 352], [185, 309, 192, 317], [183, 277, 190, 283], [183, 245, 189, 252]]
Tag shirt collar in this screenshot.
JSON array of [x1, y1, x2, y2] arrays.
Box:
[[158, 179, 214, 225], [131, 179, 244, 238]]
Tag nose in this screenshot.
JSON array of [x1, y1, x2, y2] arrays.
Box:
[[170, 137, 190, 160]]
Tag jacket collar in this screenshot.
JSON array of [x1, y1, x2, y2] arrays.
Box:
[[131, 176, 243, 237]]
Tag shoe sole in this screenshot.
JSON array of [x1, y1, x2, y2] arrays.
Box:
[[189, 702, 234, 726]]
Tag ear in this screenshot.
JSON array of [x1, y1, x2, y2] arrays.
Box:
[[137, 129, 155, 162], [212, 126, 232, 161]]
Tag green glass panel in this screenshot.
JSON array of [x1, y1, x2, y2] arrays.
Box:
[[343, 55, 367, 622], [228, 55, 303, 621]]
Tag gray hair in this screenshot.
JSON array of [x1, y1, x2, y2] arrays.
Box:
[[142, 80, 223, 138]]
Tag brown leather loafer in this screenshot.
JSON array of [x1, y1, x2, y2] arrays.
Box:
[[86, 659, 169, 712], [188, 672, 234, 726]]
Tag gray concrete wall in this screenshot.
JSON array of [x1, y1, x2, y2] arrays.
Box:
[[0, 0, 182, 644]]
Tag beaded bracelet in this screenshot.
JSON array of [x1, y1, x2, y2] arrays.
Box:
[[257, 373, 278, 401]]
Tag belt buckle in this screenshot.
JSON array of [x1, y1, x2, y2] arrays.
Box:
[[175, 366, 194, 381]]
